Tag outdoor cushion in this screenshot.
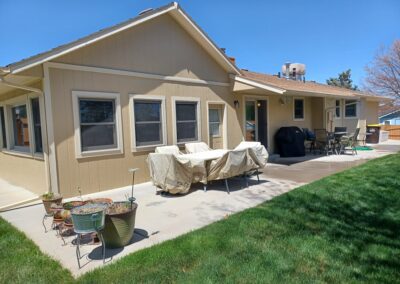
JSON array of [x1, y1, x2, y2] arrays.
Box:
[[234, 141, 269, 168], [155, 145, 181, 156], [207, 149, 257, 181], [185, 142, 211, 154], [147, 153, 192, 194]]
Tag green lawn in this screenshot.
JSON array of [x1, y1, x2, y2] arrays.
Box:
[[1, 154, 400, 283]]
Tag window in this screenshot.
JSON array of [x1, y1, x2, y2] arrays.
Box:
[[11, 104, 30, 152], [345, 100, 357, 118], [293, 98, 304, 120], [130, 95, 166, 149], [31, 98, 43, 153], [0, 106, 6, 149], [72, 91, 123, 157], [173, 97, 201, 144], [335, 100, 341, 118], [209, 108, 221, 137]]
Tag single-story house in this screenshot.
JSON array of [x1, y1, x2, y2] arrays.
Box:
[[0, 2, 384, 197], [379, 103, 400, 125]]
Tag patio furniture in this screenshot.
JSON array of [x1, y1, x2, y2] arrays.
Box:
[[71, 203, 107, 268], [234, 141, 269, 183], [339, 128, 360, 155], [314, 129, 335, 155], [207, 149, 257, 193], [333, 127, 347, 154], [155, 145, 182, 155], [147, 153, 193, 194], [184, 142, 211, 154], [302, 128, 316, 153], [357, 119, 368, 145]]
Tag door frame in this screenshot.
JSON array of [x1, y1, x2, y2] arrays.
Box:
[[242, 95, 270, 148], [206, 101, 228, 149]]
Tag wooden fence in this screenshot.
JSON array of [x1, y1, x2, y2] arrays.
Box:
[[381, 125, 400, 140]]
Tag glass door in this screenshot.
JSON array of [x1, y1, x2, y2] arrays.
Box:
[[245, 99, 268, 147]]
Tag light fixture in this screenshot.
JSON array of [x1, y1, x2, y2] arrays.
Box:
[[234, 100, 239, 108], [257, 101, 261, 107]]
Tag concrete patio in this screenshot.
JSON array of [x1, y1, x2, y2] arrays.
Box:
[[1, 141, 399, 277]]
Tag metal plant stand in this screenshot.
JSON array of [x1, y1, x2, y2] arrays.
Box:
[[128, 168, 139, 207]]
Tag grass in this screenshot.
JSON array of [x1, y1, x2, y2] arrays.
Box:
[[1, 153, 400, 283]]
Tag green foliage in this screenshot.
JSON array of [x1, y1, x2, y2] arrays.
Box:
[[326, 69, 359, 90]]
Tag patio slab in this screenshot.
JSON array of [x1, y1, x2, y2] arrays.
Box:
[[1, 140, 399, 277]]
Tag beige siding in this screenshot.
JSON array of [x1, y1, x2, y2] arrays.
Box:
[[56, 14, 229, 83], [49, 68, 241, 197], [365, 101, 379, 124], [0, 152, 46, 195]]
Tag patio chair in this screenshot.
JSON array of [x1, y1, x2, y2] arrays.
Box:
[[302, 128, 316, 153], [207, 149, 257, 193], [185, 142, 211, 154], [314, 129, 335, 155], [155, 145, 182, 156], [234, 141, 269, 182], [339, 128, 360, 155], [147, 153, 193, 194]]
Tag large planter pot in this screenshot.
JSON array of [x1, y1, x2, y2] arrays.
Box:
[[42, 196, 63, 214], [102, 201, 138, 248], [71, 204, 107, 234]]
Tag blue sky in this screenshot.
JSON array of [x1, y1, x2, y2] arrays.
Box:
[[1, 0, 399, 86]]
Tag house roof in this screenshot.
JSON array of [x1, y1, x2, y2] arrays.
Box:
[[378, 103, 400, 117], [238, 69, 387, 100], [0, 2, 241, 76]]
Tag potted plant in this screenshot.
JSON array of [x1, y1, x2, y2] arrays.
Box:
[[41, 192, 63, 214], [102, 201, 138, 248]]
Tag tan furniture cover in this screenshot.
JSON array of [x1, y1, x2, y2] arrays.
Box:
[[185, 142, 211, 154], [207, 149, 257, 181], [357, 119, 367, 143], [234, 141, 269, 168], [147, 153, 192, 194], [155, 145, 182, 155]]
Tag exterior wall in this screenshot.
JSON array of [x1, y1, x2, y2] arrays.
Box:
[[0, 152, 46, 195], [48, 68, 241, 197], [56, 14, 229, 83], [364, 101, 379, 124], [0, 85, 47, 195], [236, 93, 314, 153]]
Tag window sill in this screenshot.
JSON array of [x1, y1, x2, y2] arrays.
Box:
[[132, 143, 167, 153], [344, 116, 358, 120], [1, 149, 44, 160], [76, 148, 123, 159], [293, 118, 305, 121]]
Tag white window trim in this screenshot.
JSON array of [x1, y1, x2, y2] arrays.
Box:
[[72, 91, 123, 158], [293, 97, 305, 121], [206, 101, 228, 149], [334, 99, 342, 119], [0, 93, 45, 160], [129, 94, 167, 152], [344, 99, 359, 119], [172, 96, 201, 145]]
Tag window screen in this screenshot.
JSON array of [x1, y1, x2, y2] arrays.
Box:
[[0, 107, 6, 148], [12, 105, 30, 149], [176, 101, 198, 143], [31, 98, 43, 153], [345, 100, 357, 117], [134, 100, 162, 146], [294, 99, 304, 120], [335, 100, 341, 118], [209, 108, 221, 137]]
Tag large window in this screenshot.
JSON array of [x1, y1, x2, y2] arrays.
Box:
[[11, 104, 30, 152], [345, 100, 357, 118], [0, 106, 6, 149], [335, 100, 341, 118], [209, 108, 221, 137], [31, 98, 43, 153], [173, 98, 201, 144], [72, 91, 122, 157], [130, 95, 166, 149], [293, 98, 305, 120]]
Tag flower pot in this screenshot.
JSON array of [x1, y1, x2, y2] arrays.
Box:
[[63, 200, 87, 210], [102, 201, 138, 248], [86, 198, 113, 205], [42, 196, 63, 214], [71, 204, 107, 234]]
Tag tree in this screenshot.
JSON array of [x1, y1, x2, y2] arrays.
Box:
[[364, 40, 400, 101], [326, 69, 359, 90]]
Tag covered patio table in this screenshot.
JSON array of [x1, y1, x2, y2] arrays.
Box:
[[177, 149, 228, 191]]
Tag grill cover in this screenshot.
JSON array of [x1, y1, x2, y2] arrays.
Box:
[[275, 126, 305, 157]]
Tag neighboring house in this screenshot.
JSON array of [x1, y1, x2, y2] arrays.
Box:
[[379, 103, 400, 125], [0, 2, 384, 197]]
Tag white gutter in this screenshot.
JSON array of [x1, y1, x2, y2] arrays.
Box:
[[0, 77, 43, 94]]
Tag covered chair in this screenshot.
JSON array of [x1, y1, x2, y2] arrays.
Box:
[[339, 128, 360, 155], [155, 145, 182, 156], [234, 141, 268, 182], [357, 119, 368, 145], [147, 153, 192, 194], [185, 142, 211, 154], [207, 149, 257, 193]]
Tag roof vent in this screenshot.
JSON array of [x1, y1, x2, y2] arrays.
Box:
[[139, 8, 153, 15]]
